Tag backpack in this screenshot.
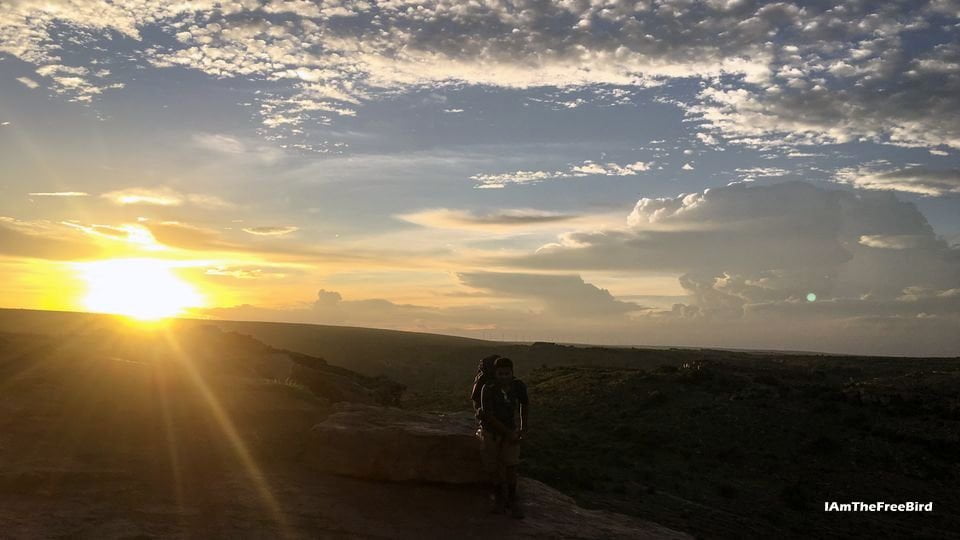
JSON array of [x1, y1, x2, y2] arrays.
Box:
[[470, 354, 500, 411]]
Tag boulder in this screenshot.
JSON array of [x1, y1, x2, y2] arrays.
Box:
[[301, 403, 692, 538], [305, 403, 484, 483]]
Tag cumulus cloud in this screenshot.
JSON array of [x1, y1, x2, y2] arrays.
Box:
[[502, 181, 960, 320], [472, 160, 650, 189], [195, 272, 960, 355], [32, 63, 124, 102]]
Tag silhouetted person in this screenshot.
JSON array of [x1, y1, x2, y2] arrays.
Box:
[[471, 354, 500, 417], [478, 357, 528, 518]]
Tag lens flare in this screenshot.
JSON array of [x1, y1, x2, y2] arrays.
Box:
[[76, 258, 204, 320]]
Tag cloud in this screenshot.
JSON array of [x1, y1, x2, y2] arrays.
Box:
[[859, 235, 930, 250], [198, 270, 643, 334], [28, 191, 89, 197], [144, 221, 233, 251], [0, 216, 102, 260], [192, 133, 285, 163], [200, 289, 445, 329], [194, 275, 960, 356], [101, 187, 233, 208], [242, 226, 299, 236], [203, 264, 300, 280], [33, 63, 123, 102], [139, 220, 438, 270], [499, 180, 960, 320], [398, 208, 580, 231], [60, 221, 159, 248], [472, 160, 650, 189], [457, 271, 642, 318], [736, 167, 788, 181], [16, 76, 39, 89], [835, 165, 960, 197], [102, 187, 183, 206], [3, 1, 958, 149], [688, 33, 960, 149]]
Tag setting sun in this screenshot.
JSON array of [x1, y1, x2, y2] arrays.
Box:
[[76, 259, 204, 321]]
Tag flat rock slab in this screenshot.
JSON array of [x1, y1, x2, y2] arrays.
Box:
[[306, 403, 484, 483]]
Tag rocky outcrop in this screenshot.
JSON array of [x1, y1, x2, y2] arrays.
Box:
[[305, 402, 484, 483], [301, 403, 691, 539]]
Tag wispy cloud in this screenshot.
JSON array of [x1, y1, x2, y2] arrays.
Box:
[[102, 187, 182, 206], [835, 165, 960, 197], [15, 76, 39, 89], [398, 208, 582, 231], [472, 160, 650, 189], [28, 191, 89, 197], [242, 226, 299, 236], [192, 133, 285, 163], [101, 187, 233, 208]]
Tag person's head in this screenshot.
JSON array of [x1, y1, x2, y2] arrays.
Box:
[[481, 354, 500, 371], [494, 357, 514, 384]]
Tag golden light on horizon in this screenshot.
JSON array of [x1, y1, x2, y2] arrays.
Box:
[[76, 258, 205, 321]]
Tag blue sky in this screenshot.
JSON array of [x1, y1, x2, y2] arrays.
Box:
[[1, 0, 958, 355]]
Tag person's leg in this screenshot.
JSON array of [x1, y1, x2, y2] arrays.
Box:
[[496, 463, 509, 513], [481, 431, 506, 512], [503, 440, 524, 518]]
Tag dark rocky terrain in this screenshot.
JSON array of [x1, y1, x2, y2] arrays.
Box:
[[0, 310, 685, 539], [1, 308, 958, 539], [410, 359, 960, 539]]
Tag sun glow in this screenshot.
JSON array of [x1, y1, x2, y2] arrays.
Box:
[[77, 258, 204, 320]]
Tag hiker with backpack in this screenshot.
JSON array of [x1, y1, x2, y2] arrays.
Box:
[[471, 355, 529, 519]]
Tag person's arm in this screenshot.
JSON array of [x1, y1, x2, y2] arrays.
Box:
[[470, 377, 483, 411], [480, 385, 511, 437]]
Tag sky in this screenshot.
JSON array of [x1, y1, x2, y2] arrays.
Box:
[[1, 0, 959, 356]]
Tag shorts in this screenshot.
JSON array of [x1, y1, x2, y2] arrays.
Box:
[[481, 429, 520, 473]]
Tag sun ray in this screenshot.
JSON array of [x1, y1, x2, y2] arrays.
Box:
[[157, 327, 291, 535]]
